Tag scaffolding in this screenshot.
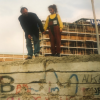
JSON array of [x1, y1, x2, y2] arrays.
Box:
[[0, 18, 100, 62], [40, 18, 100, 56]]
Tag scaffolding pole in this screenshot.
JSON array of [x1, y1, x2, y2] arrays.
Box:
[[91, 0, 100, 54], [23, 31, 25, 60]]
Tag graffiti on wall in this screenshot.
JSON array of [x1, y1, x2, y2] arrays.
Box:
[[16, 84, 31, 94], [0, 76, 14, 93], [82, 74, 100, 83], [0, 73, 100, 100]]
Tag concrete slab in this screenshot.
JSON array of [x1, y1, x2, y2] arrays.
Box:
[[0, 63, 44, 73], [46, 61, 100, 71]]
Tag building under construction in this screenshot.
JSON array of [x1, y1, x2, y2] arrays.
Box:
[[0, 18, 100, 61], [40, 18, 100, 56]]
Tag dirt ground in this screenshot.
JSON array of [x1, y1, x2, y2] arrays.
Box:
[[0, 54, 100, 66]]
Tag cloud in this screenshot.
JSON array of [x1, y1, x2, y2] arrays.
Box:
[[54, 0, 100, 22], [0, 0, 55, 54], [0, 0, 100, 54]]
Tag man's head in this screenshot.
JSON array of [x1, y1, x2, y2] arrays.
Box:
[[20, 7, 28, 15]]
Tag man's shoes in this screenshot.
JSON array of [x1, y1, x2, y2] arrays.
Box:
[[39, 51, 42, 55], [25, 56, 32, 60], [34, 53, 39, 57], [55, 53, 60, 57]]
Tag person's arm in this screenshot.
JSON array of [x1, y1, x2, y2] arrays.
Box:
[[18, 17, 31, 39], [57, 14, 63, 32], [18, 17, 27, 33], [34, 14, 44, 32]]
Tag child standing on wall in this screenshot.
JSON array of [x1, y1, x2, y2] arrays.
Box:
[[43, 4, 63, 57]]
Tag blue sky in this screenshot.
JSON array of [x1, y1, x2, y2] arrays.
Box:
[[0, 0, 100, 54]]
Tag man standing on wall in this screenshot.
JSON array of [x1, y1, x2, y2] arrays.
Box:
[[18, 7, 44, 59]]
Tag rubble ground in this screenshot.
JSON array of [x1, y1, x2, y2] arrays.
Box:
[[0, 54, 100, 66]]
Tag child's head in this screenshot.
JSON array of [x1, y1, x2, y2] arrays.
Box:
[[48, 4, 58, 14]]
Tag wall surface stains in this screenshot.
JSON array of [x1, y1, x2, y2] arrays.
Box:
[[0, 56, 100, 100]]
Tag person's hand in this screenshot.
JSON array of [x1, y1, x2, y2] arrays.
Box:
[[42, 31, 45, 34], [28, 35, 31, 39], [60, 29, 62, 33]]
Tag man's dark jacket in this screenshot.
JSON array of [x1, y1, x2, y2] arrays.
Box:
[[18, 12, 44, 38]]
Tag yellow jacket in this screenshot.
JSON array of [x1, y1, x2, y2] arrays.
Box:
[[44, 13, 63, 31]]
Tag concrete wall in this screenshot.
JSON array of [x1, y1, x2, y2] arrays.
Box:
[[0, 55, 100, 100]]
